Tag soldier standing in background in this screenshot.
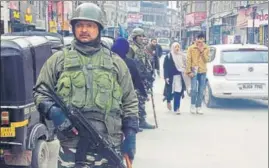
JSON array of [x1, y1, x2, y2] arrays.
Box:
[[127, 28, 156, 130]]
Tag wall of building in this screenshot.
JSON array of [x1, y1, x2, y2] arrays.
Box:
[[209, 1, 268, 44]]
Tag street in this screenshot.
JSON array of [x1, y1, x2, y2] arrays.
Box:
[[1, 1, 268, 168], [46, 56, 269, 168], [133, 76, 268, 168]]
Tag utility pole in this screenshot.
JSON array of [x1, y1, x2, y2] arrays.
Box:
[[43, 1, 48, 32], [252, 6, 257, 44], [61, 0, 64, 37], [179, 2, 183, 43], [3, 1, 9, 33], [206, 1, 212, 44], [114, 1, 119, 38], [246, 0, 249, 43]]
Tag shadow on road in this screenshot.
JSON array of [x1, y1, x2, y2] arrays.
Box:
[[213, 99, 268, 110]]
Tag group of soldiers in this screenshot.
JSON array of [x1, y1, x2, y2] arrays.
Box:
[[34, 2, 159, 168]]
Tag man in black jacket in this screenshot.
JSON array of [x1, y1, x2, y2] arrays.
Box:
[[146, 38, 160, 77]]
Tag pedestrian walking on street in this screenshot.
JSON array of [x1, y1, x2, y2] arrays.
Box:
[[146, 38, 160, 77], [186, 33, 210, 114], [163, 42, 186, 114], [127, 28, 156, 129], [33, 3, 139, 167]]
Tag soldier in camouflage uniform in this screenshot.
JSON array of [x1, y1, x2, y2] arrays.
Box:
[[33, 3, 139, 168], [127, 28, 156, 130]]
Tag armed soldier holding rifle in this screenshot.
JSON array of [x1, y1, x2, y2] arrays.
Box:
[[33, 3, 138, 168], [127, 28, 156, 130]]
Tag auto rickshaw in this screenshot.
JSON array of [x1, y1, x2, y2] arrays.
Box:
[[2, 31, 64, 53], [0, 35, 57, 168]]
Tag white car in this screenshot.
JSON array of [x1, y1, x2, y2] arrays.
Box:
[[157, 38, 171, 55], [204, 44, 268, 108]]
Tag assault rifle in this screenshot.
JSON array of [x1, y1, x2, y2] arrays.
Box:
[[33, 82, 126, 168]]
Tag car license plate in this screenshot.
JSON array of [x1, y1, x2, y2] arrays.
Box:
[[238, 83, 265, 90], [0, 127, 15, 137]]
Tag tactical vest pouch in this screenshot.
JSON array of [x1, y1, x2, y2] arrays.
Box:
[[64, 51, 81, 69], [94, 72, 113, 111], [111, 83, 122, 110], [71, 71, 86, 108], [56, 74, 71, 97]]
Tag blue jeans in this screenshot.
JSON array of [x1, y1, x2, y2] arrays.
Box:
[[173, 92, 182, 112], [191, 73, 206, 107]]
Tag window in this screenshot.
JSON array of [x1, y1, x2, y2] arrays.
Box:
[[221, 50, 268, 63]]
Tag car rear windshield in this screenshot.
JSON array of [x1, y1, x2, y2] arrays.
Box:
[[158, 38, 169, 44], [221, 50, 268, 63]]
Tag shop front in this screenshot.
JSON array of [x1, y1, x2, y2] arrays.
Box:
[[10, 6, 35, 32], [185, 12, 207, 46]]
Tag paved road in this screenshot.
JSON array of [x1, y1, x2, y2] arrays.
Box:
[[132, 76, 268, 168], [46, 55, 268, 168], [46, 76, 268, 168]]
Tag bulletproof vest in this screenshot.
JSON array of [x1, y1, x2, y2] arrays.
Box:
[[130, 44, 153, 79], [130, 44, 146, 64], [56, 48, 123, 146], [56, 48, 123, 115]]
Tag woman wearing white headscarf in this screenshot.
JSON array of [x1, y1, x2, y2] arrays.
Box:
[[163, 42, 187, 114]]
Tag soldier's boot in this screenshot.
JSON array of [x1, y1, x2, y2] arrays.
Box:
[[139, 119, 156, 129]]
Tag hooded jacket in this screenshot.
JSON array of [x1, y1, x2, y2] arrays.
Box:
[[112, 38, 147, 97]]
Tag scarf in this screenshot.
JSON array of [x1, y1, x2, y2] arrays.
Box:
[[133, 39, 144, 49], [171, 42, 186, 72], [71, 36, 102, 55]]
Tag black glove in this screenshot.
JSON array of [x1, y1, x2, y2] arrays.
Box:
[[122, 129, 136, 161], [48, 106, 78, 136]]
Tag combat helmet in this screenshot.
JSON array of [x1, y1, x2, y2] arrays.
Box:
[[70, 3, 104, 30], [131, 28, 145, 39]]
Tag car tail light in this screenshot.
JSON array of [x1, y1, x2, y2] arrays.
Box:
[[213, 65, 227, 76], [1, 111, 9, 125]]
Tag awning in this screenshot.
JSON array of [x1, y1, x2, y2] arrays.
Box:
[[209, 11, 232, 20], [224, 12, 238, 18]]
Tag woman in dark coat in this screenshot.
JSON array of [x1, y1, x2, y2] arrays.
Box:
[[163, 42, 187, 114]]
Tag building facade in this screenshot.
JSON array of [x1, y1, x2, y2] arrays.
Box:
[[209, 1, 268, 45], [166, 7, 178, 39], [126, 1, 143, 34], [103, 1, 128, 27], [1, 1, 38, 34], [178, 1, 207, 48]]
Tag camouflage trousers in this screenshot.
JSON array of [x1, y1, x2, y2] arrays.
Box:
[[137, 92, 147, 121], [58, 146, 122, 168]]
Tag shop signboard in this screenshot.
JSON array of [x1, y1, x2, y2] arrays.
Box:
[[127, 13, 143, 23]]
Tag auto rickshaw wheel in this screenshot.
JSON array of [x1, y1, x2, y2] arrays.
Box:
[[31, 140, 49, 168]]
